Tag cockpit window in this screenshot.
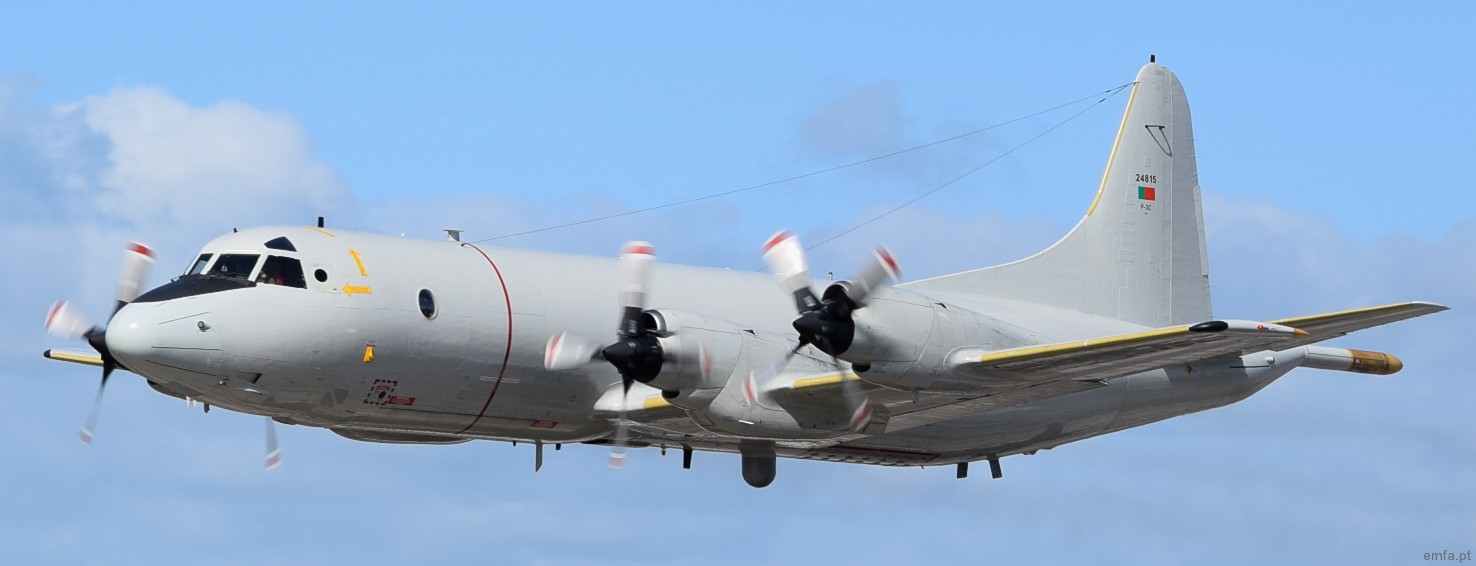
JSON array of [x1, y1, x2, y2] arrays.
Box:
[[209, 254, 260, 279], [264, 237, 297, 252], [257, 256, 306, 288], [186, 254, 212, 275]]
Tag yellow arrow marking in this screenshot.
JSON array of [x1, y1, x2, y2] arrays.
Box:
[[348, 250, 367, 276]]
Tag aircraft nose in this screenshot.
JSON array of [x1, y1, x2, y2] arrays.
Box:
[[106, 301, 223, 377], [105, 303, 154, 365]]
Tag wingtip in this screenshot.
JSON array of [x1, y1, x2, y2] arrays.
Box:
[[1415, 301, 1451, 312], [1384, 353, 1404, 375]]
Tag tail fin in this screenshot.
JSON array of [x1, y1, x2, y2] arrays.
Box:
[[908, 62, 1211, 327]]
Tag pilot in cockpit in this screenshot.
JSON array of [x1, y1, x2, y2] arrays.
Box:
[[256, 262, 285, 286]]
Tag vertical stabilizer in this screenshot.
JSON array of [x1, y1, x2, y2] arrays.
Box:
[[907, 62, 1211, 327]]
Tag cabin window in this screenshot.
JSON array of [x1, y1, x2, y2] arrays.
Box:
[[258, 256, 307, 288], [186, 254, 212, 275], [209, 254, 261, 280], [418, 289, 437, 319], [314, 269, 328, 283], [264, 237, 297, 252]]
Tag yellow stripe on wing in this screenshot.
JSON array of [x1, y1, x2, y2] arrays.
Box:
[[977, 325, 1191, 365], [642, 397, 673, 411], [791, 371, 861, 390], [1270, 301, 1444, 327]]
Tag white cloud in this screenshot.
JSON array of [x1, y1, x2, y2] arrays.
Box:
[[75, 85, 355, 231], [0, 78, 354, 259], [0, 78, 357, 355]]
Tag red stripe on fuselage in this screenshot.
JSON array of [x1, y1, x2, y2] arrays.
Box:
[[458, 243, 515, 434]]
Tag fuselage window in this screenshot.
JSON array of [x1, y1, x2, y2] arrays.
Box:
[[264, 237, 297, 252], [418, 289, 437, 319], [314, 269, 328, 283], [186, 254, 213, 275], [209, 254, 261, 280], [258, 256, 307, 288]]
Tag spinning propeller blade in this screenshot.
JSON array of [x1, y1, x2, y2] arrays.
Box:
[[114, 243, 155, 313], [45, 301, 95, 341], [544, 332, 602, 371], [265, 418, 282, 471]]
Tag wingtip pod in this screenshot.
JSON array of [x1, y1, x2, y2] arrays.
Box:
[[1302, 346, 1404, 376]]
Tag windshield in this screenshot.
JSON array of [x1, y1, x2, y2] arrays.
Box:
[[186, 254, 212, 275], [208, 254, 260, 279]]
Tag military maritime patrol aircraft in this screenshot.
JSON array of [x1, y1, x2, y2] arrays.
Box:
[[42, 61, 1447, 488]]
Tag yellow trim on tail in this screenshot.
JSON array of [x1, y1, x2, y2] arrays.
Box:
[[1085, 80, 1141, 217]]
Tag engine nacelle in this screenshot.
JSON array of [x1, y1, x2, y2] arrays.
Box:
[[841, 288, 1038, 392], [831, 284, 934, 366], [637, 309, 742, 404]]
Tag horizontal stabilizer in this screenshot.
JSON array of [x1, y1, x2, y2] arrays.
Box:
[[43, 349, 104, 368], [950, 319, 1308, 383]]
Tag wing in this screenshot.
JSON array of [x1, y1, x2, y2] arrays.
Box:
[[1268, 301, 1448, 348], [624, 303, 1449, 447], [793, 303, 1450, 438], [948, 318, 1308, 383]]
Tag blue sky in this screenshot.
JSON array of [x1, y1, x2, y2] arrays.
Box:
[[2, 2, 1472, 564]]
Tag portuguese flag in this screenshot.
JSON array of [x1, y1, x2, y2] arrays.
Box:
[[1138, 186, 1156, 201]]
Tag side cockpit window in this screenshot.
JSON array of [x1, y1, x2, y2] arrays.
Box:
[[186, 254, 212, 275], [209, 254, 260, 279], [257, 256, 306, 288]]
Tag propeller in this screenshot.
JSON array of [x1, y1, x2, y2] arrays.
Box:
[[541, 242, 663, 469], [762, 230, 896, 433], [265, 417, 282, 471], [761, 231, 898, 357], [44, 242, 155, 444], [601, 242, 660, 469]]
